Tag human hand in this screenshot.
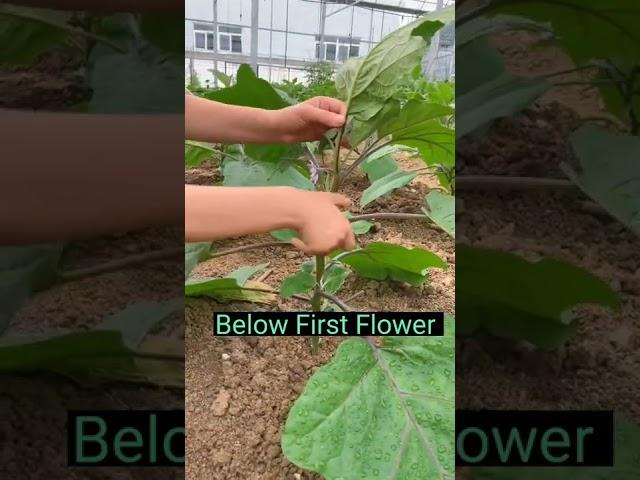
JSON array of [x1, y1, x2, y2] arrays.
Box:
[[289, 190, 356, 255], [275, 97, 347, 143]]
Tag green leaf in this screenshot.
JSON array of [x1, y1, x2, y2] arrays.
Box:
[[351, 220, 374, 235], [184, 242, 211, 279], [280, 271, 316, 299], [222, 156, 314, 190], [378, 101, 455, 166], [423, 191, 455, 237], [456, 244, 620, 349], [564, 125, 640, 237], [97, 299, 182, 350], [323, 264, 350, 294], [185, 277, 275, 304], [89, 48, 183, 113], [185, 141, 216, 167], [361, 170, 418, 208], [140, 14, 183, 55], [271, 229, 298, 241], [457, 37, 549, 138], [488, 0, 640, 65], [336, 8, 452, 124], [473, 415, 640, 480], [0, 5, 71, 65], [0, 300, 181, 377], [204, 64, 288, 109], [340, 242, 446, 286], [226, 263, 269, 286], [361, 146, 404, 182], [283, 321, 455, 480], [0, 245, 62, 333], [210, 69, 232, 87]]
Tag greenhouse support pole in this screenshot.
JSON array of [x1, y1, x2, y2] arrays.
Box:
[[250, 0, 259, 73], [284, 0, 290, 67], [212, 0, 218, 87], [269, 0, 274, 81], [319, 0, 327, 63]]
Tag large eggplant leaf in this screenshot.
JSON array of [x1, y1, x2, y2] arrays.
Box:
[[185, 242, 211, 279], [222, 156, 314, 190], [336, 7, 453, 125], [361, 170, 418, 208], [0, 245, 63, 333], [0, 300, 183, 386], [473, 415, 640, 480], [340, 242, 446, 287], [457, 37, 549, 138], [423, 191, 455, 238], [456, 244, 620, 349], [378, 101, 455, 166], [456, 13, 549, 48], [283, 321, 455, 480], [0, 5, 71, 64], [487, 0, 640, 65], [564, 125, 640, 237]]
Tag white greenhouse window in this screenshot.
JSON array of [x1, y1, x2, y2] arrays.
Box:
[[315, 35, 361, 63], [219, 25, 242, 53]]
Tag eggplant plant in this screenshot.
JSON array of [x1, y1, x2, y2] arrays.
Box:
[[185, 8, 457, 314], [453, 0, 631, 349], [183, 9, 457, 479]]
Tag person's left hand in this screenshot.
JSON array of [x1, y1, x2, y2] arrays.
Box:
[[275, 96, 347, 143]]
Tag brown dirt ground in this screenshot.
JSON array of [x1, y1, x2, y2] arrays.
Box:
[[185, 150, 455, 478], [456, 33, 640, 424]]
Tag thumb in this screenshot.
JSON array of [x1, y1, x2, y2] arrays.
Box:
[[290, 237, 309, 254]]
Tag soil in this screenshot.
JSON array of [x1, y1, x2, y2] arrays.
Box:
[[456, 34, 640, 423], [185, 149, 455, 478]]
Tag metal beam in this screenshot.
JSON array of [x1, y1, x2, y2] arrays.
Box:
[[250, 0, 259, 72]]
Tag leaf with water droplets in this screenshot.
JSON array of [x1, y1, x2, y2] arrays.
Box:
[[282, 315, 455, 480]]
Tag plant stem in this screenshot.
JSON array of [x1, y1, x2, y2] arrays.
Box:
[[330, 127, 346, 192], [210, 241, 292, 258], [311, 255, 326, 311], [349, 213, 427, 221], [59, 247, 184, 282], [318, 291, 351, 312], [456, 175, 577, 191]]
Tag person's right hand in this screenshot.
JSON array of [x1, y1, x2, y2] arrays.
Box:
[[290, 191, 356, 255]]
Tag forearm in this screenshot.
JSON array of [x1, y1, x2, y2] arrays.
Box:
[[0, 110, 183, 244], [185, 186, 301, 242], [185, 95, 285, 144]]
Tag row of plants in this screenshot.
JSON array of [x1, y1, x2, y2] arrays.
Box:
[[185, 7, 457, 479]]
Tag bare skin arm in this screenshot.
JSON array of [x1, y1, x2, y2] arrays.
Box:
[[0, 110, 183, 244], [185, 95, 346, 144], [186, 186, 356, 255]]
